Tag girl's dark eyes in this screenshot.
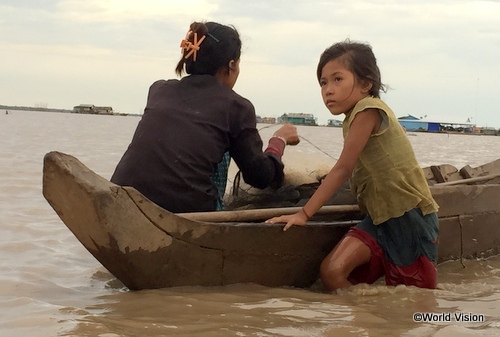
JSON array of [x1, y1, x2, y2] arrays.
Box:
[[320, 77, 342, 86]]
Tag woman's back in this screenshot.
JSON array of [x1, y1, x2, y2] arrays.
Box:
[[111, 75, 256, 213], [110, 21, 299, 213]]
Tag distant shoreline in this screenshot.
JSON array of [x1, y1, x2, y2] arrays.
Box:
[[0, 104, 141, 117], [1, 104, 71, 114], [2, 105, 499, 134]]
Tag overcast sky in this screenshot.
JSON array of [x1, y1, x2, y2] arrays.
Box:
[[1, 0, 499, 127]]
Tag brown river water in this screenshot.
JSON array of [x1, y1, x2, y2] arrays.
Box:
[[1, 110, 500, 336]]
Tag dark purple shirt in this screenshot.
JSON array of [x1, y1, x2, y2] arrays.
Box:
[[111, 75, 283, 213]]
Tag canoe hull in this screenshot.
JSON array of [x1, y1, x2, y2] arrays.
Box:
[[42, 151, 500, 290]]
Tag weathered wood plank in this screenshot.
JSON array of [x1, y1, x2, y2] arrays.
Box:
[[42, 151, 500, 290]]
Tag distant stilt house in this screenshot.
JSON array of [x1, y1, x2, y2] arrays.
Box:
[[480, 127, 499, 136], [327, 119, 343, 127], [398, 115, 433, 131], [397, 115, 475, 133], [73, 104, 94, 114], [260, 117, 276, 124], [95, 106, 113, 115], [73, 104, 114, 115], [279, 113, 317, 126]]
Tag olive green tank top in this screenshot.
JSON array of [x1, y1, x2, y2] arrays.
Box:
[[342, 96, 438, 224]]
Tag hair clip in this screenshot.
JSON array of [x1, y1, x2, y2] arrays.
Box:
[[207, 32, 219, 43], [180, 30, 206, 61]]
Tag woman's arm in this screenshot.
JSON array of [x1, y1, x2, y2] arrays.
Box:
[[230, 123, 299, 189]]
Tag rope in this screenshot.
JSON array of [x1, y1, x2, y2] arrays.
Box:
[[298, 135, 337, 161], [259, 124, 338, 160], [228, 124, 338, 196]]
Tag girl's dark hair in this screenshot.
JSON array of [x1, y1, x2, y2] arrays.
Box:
[[175, 21, 241, 76], [316, 39, 386, 97]]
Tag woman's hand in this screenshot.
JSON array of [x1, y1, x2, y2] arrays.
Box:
[[265, 211, 308, 231], [273, 123, 300, 146]]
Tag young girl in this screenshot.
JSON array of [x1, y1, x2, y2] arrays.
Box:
[[111, 21, 299, 213], [266, 40, 439, 290]]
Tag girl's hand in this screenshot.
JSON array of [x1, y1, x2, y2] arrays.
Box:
[[265, 212, 308, 231]]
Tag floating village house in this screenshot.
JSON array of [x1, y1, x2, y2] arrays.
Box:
[[327, 119, 343, 127], [73, 104, 114, 115], [397, 115, 475, 133], [256, 115, 278, 124], [279, 113, 317, 126]]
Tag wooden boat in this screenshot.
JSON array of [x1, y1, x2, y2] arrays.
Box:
[[42, 151, 500, 290]]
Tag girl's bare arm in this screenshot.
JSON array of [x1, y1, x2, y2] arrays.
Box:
[[266, 108, 382, 230]]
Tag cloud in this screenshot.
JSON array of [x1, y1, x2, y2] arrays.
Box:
[[56, 0, 217, 23], [1, 0, 499, 127]]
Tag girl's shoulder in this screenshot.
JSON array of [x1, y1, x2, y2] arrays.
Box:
[[353, 96, 388, 112], [345, 96, 385, 123]]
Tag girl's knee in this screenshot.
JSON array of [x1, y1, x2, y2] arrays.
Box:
[[320, 259, 351, 291]]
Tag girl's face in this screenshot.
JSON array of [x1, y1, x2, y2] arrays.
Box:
[[320, 59, 371, 115]]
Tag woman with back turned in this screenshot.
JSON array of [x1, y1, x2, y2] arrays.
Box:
[[111, 21, 299, 213]]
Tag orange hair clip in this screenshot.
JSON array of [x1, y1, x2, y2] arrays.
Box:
[[180, 30, 206, 61]]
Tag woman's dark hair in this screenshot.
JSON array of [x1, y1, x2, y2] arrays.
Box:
[[175, 22, 241, 76], [316, 39, 386, 97]]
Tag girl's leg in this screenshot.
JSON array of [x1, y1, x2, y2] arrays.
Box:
[[384, 255, 438, 289], [319, 235, 371, 291], [379, 209, 439, 289]]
